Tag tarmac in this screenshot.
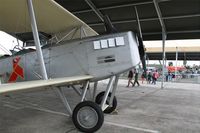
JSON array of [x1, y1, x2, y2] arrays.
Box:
[[0, 79, 200, 133]]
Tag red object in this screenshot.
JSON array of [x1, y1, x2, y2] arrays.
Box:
[[8, 57, 24, 82], [167, 66, 185, 72]]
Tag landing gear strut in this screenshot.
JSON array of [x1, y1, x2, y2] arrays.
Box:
[[57, 75, 119, 132], [95, 75, 119, 113], [95, 91, 117, 114], [57, 81, 104, 132]]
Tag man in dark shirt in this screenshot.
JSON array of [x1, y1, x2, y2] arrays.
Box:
[[126, 70, 134, 87], [133, 68, 140, 87]]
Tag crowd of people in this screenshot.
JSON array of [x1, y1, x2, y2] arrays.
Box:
[[146, 70, 159, 84], [126, 68, 140, 87], [126, 65, 200, 87], [126, 68, 160, 87]]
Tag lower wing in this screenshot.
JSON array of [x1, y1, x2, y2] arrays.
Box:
[[0, 75, 93, 94]]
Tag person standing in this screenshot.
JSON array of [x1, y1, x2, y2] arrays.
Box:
[[147, 72, 152, 84], [126, 70, 134, 87], [152, 70, 159, 84], [133, 68, 140, 87], [141, 71, 146, 84]]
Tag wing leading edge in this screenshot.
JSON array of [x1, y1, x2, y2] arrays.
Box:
[[0, 75, 93, 94]]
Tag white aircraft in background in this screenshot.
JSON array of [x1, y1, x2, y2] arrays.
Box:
[[0, 0, 144, 132]]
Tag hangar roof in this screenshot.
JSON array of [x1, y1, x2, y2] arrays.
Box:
[[54, 0, 200, 61], [55, 0, 200, 40]]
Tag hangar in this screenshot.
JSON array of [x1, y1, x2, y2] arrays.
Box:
[[0, 0, 199, 132], [1, 0, 199, 60], [55, 0, 200, 60], [55, 0, 200, 40]]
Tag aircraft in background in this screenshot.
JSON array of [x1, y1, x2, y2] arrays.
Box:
[[0, 0, 144, 132]]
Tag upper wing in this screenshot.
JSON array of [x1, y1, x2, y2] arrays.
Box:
[[0, 0, 97, 39], [0, 75, 93, 94]]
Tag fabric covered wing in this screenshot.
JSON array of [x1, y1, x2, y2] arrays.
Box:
[[0, 75, 93, 94], [0, 0, 97, 40]]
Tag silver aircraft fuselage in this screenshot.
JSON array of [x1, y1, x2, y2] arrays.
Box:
[[0, 31, 140, 83]]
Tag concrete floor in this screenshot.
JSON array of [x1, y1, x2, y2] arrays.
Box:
[[0, 80, 200, 133]]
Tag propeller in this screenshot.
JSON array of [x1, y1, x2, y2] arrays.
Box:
[[103, 15, 117, 34]]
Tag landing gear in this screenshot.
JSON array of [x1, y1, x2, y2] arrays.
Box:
[[72, 101, 104, 133], [95, 91, 117, 114], [57, 75, 119, 132]]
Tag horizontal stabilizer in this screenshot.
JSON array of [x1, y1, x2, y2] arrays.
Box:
[[0, 75, 93, 94]]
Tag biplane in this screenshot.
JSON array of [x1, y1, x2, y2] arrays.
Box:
[[0, 0, 144, 132]]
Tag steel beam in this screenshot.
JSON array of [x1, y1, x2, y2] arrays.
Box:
[[153, 0, 167, 89], [91, 29, 200, 37], [73, 0, 171, 14], [143, 30, 200, 35], [161, 29, 167, 89], [175, 47, 178, 81], [134, 6, 143, 39], [84, 0, 104, 22], [153, 0, 166, 33], [88, 13, 200, 27], [27, 0, 48, 80]]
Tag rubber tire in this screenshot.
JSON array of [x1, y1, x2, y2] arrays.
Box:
[[72, 101, 104, 133], [95, 91, 117, 114]]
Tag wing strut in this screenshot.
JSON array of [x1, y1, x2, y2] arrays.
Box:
[[27, 0, 48, 80]]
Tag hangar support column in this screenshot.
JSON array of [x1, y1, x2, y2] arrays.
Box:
[[153, 0, 167, 89]]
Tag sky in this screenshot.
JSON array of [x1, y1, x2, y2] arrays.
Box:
[[0, 31, 23, 55], [0, 31, 199, 66], [144, 39, 200, 47]]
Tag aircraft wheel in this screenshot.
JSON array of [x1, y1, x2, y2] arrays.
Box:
[[95, 91, 117, 114], [72, 101, 104, 133]]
